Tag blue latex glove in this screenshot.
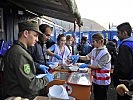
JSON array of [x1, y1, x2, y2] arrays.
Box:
[[71, 55, 79, 64], [46, 62, 54, 66], [79, 64, 89, 68], [39, 65, 49, 73], [54, 54, 62, 60], [45, 73, 54, 82], [49, 45, 55, 51]]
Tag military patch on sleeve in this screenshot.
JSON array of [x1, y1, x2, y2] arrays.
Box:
[[24, 64, 30, 74]]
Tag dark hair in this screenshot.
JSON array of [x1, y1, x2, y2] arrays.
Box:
[[112, 39, 118, 47], [81, 36, 87, 41], [92, 33, 104, 40], [39, 24, 52, 33], [106, 41, 116, 48], [18, 31, 23, 38], [66, 35, 73, 41], [57, 34, 65, 42], [104, 39, 108, 45], [117, 22, 132, 36]]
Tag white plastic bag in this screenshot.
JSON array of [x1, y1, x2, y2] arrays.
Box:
[[48, 85, 69, 99]]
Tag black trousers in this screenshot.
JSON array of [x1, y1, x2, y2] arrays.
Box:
[[93, 83, 109, 100], [117, 93, 131, 100]]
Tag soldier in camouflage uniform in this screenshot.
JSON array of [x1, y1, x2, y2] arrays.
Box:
[[3, 21, 54, 100]]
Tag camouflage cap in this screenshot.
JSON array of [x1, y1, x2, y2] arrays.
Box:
[[18, 21, 42, 34]]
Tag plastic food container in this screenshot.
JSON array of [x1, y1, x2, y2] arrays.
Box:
[[67, 72, 91, 86]]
